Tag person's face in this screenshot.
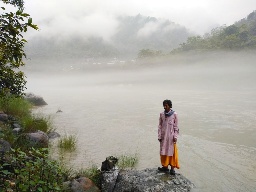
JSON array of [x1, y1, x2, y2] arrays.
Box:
[[163, 103, 170, 112]]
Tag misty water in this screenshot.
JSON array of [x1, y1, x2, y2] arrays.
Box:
[[25, 51, 256, 192]]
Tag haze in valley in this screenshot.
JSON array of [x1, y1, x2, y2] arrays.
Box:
[[3, 0, 256, 191]]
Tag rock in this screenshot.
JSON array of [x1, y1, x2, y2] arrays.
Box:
[[101, 169, 119, 192], [0, 139, 11, 155], [18, 130, 49, 148], [56, 109, 62, 113], [24, 92, 47, 106], [70, 177, 100, 192], [100, 156, 119, 192], [0, 112, 8, 122], [113, 168, 194, 192], [48, 131, 61, 139], [13, 123, 21, 128], [12, 128, 22, 134], [101, 156, 118, 171]]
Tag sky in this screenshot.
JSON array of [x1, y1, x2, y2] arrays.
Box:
[[7, 0, 256, 40]]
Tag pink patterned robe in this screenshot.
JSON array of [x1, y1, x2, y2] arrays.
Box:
[[158, 111, 179, 156]]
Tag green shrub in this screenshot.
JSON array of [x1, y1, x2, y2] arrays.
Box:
[[117, 154, 139, 170], [0, 148, 64, 191], [58, 135, 77, 152]]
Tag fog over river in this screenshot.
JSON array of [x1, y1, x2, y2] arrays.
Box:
[[25, 51, 256, 192]]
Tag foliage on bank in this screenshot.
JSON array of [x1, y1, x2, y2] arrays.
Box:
[[0, 0, 38, 96], [172, 10, 256, 53], [136, 10, 256, 59], [0, 94, 66, 191], [0, 148, 64, 191]]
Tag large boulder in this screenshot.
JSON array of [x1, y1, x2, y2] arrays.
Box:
[[101, 169, 119, 192], [113, 168, 194, 192], [100, 156, 119, 192], [24, 92, 47, 106], [18, 130, 49, 148]]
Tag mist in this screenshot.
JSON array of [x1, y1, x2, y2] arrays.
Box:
[[4, 0, 255, 191], [24, 50, 256, 191], [25, 51, 256, 94], [24, 0, 256, 39]]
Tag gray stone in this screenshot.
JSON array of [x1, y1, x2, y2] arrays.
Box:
[[13, 128, 22, 134], [101, 168, 119, 192], [113, 168, 194, 192], [101, 156, 118, 171], [48, 131, 61, 139], [24, 92, 47, 106]]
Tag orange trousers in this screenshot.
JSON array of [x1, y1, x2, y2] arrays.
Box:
[[160, 143, 180, 169]]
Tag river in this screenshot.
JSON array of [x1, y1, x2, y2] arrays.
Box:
[[25, 51, 256, 192]]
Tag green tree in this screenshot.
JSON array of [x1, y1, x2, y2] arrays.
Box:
[[0, 0, 37, 96]]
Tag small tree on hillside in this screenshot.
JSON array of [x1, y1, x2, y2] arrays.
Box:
[[0, 0, 37, 96]]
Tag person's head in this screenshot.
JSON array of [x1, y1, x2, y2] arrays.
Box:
[[163, 99, 172, 112]]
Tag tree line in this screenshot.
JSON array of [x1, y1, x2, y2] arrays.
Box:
[[137, 10, 256, 58], [171, 10, 256, 53]]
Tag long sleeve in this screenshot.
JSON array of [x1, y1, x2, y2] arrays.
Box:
[[173, 113, 179, 139], [158, 114, 162, 140]]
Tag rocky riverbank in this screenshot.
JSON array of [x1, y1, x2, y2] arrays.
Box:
[[1, 94, 195, 192]]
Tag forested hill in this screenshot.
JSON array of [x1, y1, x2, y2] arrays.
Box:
[[25, 14, 192, 59], [172, 10, 256, 53], [111, 14, 191, 56]]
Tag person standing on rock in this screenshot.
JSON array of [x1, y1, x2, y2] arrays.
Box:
[[158, 99, 180, 175]]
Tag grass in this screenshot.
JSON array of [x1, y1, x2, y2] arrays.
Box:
[[20, 114, 53, 133], [0, 94, 54, 134], [0, 95, 54, 150], [0, 95, 31, 118], [117, 154, 139, 170], [58, 134, 77, 151]]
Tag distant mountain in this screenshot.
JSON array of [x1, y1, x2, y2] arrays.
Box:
[[25, 14, 192, 60], [172, 10, 256, 52], [111, 14, 191, 57]]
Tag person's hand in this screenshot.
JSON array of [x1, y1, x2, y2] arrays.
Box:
[[158, 139, 162, 142], [173, 138, 177, 143]]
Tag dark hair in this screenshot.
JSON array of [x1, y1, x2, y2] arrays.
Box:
[[163, 99, 172, 108]]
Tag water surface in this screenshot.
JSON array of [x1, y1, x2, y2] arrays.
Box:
[[26, 52, 256, 191]]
